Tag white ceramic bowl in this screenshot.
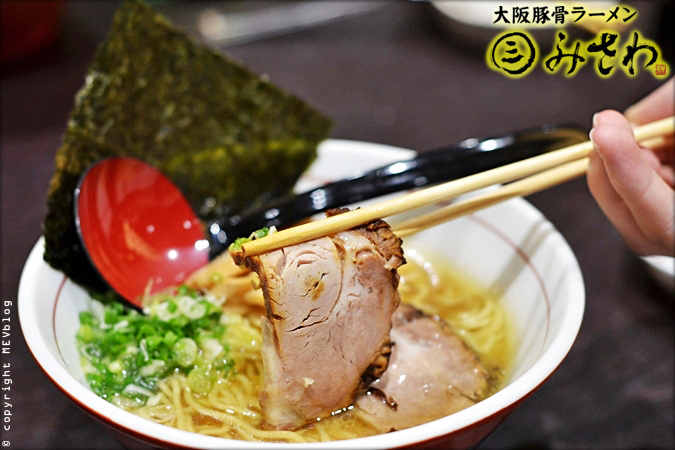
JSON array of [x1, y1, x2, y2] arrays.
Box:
[[641, 255, 675, 295], [19, 139, 585, 449]]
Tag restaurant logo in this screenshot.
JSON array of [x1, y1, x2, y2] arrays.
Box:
[[485, 4, 669, 79]]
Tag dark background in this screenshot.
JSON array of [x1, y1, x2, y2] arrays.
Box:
[[1, 1, 673, 448]]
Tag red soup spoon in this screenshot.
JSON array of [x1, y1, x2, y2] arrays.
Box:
[[75, 124, 586, 307]]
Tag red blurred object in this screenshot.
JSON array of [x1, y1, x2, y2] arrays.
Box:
[[1, 0, 65, 63], [75, 157, 209, 306]]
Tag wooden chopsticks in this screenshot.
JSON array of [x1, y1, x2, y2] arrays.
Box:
[[393, 122, 673, 238], [393, 157, 590, 238], [241, 116, 674, 256]]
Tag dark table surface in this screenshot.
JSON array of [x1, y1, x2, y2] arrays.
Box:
[[1, 1, 673, 448]]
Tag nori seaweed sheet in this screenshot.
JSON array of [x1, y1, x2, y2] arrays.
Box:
[[44, 0, 332, 290]]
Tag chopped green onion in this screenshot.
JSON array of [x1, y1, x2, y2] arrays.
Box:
[[76, 286, 232, 407], [139, 359, 167, 376], [228, 226, 276, 252], [186, 364, 216, 395], [172, 337, 198, 367]]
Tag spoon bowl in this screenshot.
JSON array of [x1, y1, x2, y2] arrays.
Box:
[[75, 157, 209, 305]]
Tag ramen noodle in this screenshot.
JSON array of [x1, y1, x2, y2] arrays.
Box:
[[80, 249, 515, 442]]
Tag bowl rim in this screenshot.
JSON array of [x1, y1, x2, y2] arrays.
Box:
[[19, 138, 585, 449]]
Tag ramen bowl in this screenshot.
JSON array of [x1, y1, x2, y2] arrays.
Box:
[[19, 139, 585, 449]]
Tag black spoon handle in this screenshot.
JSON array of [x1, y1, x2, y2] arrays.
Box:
[[208, 124, 587, 257]]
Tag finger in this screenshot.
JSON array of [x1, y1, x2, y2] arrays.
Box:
[[587, 127, 672, 254], [591, 112, 657, 201], [624, 78, 674, 125], [590, 112, 675, 254], [594, 111, 675, 167], [639, 149, 674, 188], [652, 135, 675, 165], [586, 149, 644, 247], [593, 109, 628, 128], [639, 137, 674, 164], [593, 110, 673, 178], [640, 148, 662, 172], [657, 165, 675, 188]]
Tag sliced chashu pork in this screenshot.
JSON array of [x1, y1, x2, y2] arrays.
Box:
[[356, 303, 492, 431], [232, 212, 404, 430]]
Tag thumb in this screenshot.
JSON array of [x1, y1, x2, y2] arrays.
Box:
[[590, 110, 674, 254]]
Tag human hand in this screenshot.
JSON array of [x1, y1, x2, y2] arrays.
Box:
[[587, 78, 674, 256]]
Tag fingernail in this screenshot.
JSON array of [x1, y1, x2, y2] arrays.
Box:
[[624, 105, 636, 120], [589, 128, 604, 160], [592, 113, 599, 128], [624, 106, 641, 128]]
